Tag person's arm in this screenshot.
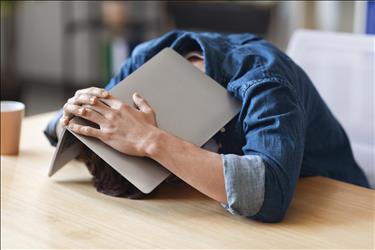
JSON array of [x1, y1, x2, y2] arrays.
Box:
[[142, 128, 265, 210], [147, 79, 305, 222], [236, 79, 305, 222], [145, 128, 227, 203]]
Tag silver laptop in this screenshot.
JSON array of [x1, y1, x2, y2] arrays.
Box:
[[48, 48, 241, 194]]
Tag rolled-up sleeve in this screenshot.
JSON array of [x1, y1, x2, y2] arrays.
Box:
[[223, 78, 305, 223], [221, 154, 265, 217]]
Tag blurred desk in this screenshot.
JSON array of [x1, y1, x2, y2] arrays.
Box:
[[1, 113, 374, 249]]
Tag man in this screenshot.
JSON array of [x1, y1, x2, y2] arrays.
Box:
[[45, 30, 369, 222]]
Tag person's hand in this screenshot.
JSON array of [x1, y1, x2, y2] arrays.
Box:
[[67, 92, 159, 157], [60, 87, 111, 127]]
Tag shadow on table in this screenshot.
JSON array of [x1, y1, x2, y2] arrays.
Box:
[[53, 175, 207, 201], [152, 181, 208, 201]]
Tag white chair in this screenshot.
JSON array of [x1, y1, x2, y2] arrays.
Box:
[[287, 29, 375, 188]]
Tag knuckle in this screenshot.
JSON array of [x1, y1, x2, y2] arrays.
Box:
[[74, 96, 82, 103], [107, 130, 115, 139], [121, 103, 130, 110], [79, 107, 86, 115], [112, 109, 120, 117], [78, 126, 84, 132], [78, 126, 85, 133], [143, 107, 151, 114], [104, 130, 111, 138], [71, 124, 78, 131], [67, 104, 74, 111], [83, 108, 90, 116], [101, 131, 111, 140], [106, 123, 115, 129], [85, 109, 95, 120], [138, 99, 145, 105], [70, 107, 79, 116], [80, 94, 89, 102], [83, 127, 91, 134], [106, 113, 115, 121], [89, 96, 97, 103]]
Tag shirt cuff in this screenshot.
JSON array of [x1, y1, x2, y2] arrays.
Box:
[[221, 154, 265, 217]]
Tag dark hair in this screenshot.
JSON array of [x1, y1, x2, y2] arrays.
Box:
[[79, 147, 147, 199]]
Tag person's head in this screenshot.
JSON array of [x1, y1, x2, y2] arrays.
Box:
[[101, 1, 128, 36], [80, 146, 147, 199]]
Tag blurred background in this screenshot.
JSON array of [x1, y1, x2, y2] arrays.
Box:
[[1, 1, 373, 116]]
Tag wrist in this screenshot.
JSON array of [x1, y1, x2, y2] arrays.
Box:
[[142, 127, 167, 159]]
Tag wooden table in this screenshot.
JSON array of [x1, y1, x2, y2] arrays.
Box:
[[1, 113, 374, 249]]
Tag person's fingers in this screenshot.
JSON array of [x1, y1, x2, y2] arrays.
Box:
[[64, 103, 108, 126], [77, 107, 107, 125], [60, 116, 70, 126], [132, 92, 153, 114], [62, 102, 79, 125], [100, 97, 122, 110], [68, 94, 98, 106], [82, 100, 111, 115], [62, 88, 112, 127], [68, 123, 102, 139], [64, 103, 86, 117], [75, 87, 110, 98]]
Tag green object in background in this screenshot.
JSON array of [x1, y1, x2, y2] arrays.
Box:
[[1, 1, 17, 17], [101, 40, 113, 86]]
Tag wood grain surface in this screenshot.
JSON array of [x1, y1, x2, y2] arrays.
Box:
[[1, 113, 374, 249]]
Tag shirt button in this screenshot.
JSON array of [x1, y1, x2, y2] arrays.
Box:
[[220, 128, 226, 133]]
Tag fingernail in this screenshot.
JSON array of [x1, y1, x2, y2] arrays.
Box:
[[102, 91, 109, 97], [78, 108, 85, 115]]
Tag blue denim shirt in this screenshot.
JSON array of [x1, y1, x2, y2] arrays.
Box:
[[44, 30, 369, 222]]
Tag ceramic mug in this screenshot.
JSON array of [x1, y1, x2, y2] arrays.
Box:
[[1, 101, 25, 155]]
